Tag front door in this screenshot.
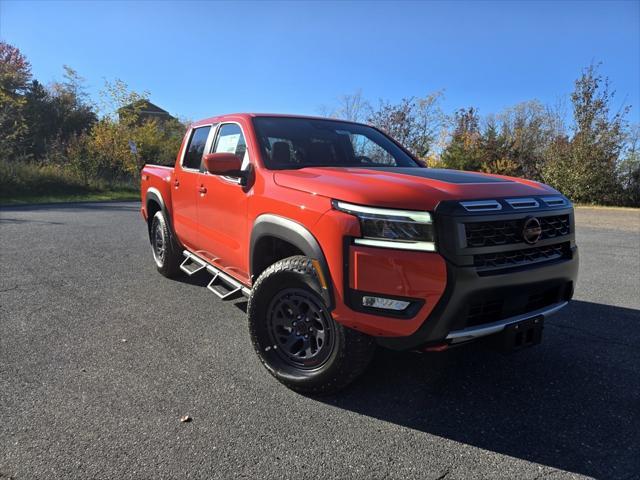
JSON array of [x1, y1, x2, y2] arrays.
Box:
[[197, 123, 251, 282], [172, 125, 212, 250]]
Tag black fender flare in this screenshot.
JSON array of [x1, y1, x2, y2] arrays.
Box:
[[145, 188, 181, 248], [145, 188, 168, 229], [250, 214, 334, 309]]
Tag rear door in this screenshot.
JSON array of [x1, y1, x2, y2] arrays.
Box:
[[196, 122, 251, 281], [171, 125, 213, 250]]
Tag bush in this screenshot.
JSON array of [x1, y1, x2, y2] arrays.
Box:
[[0, 158, 89, 198], [0, 158, 136, 200]]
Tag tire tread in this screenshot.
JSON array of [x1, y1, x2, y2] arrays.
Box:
[[248, 255, 375, 395], [151, 211, 181, 278]]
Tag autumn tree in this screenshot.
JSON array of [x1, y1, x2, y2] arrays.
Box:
[[367, 92, 444, 160], [495, 101, 562, 179], [85, 79, 184, 181], [0, 42, 32, 159]]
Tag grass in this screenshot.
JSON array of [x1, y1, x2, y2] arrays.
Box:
[[0, 189, 139, 206], [575, 204, 640, 211], [0, 159, 139, 206]]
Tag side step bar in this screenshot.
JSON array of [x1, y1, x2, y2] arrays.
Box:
[[180, 254, 206, 275], [181, 250, 251, 300]]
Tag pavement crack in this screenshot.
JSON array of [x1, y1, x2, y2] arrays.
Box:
[[434, 469, 450, 480]]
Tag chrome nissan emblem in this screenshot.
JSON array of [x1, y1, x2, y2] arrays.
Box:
[[522, 216, 542, 244]]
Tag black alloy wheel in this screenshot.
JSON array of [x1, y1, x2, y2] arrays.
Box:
[[266, 288, 335, 369]]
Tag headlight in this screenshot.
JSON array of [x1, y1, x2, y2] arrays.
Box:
[[332, 200, 436, 252]]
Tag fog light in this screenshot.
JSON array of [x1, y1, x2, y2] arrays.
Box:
[[362, 296, 410, 311]]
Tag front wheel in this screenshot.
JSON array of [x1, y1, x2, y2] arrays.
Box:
[[248, 256, 375, 395]]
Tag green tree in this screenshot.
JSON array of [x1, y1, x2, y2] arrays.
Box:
[[542, 64, 631, 204], [617, 124, 640, 206], [23, 80, 57, 158], [49, 66, 97, 142], [0, 41, 32, 160], [22, 66, 96, 161], [66, 132, 97, 186], [440, 107, 483, 171], [477, 118, 517, 176]]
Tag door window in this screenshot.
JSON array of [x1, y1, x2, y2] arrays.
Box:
[[213, 123, 250, 169], [182, 126, 211, 170]]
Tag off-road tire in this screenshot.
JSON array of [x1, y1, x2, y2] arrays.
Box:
[[248, 255, 375, 395], [150, 210, 181, 278]]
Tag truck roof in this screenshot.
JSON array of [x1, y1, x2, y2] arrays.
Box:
[[191, 112, 369, 128]]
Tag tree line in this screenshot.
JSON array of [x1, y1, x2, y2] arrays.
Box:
[[0, 41, 184, 198], [1, 40, 638, 206], [322, 67, 639, 207]]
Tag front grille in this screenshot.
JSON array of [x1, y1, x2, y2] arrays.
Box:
[[465, 284, 568, 327], [540, 215, 570, 239], [465, 215, 570, 248], [474, 242, 571, 272]]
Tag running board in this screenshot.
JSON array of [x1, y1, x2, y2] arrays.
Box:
[[182, 250, 250, 300]]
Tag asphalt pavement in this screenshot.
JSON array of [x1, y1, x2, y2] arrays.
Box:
[[1, 202, 639, 479]]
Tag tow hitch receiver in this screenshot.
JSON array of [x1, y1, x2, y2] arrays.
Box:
[[497, 315, 544, 351]]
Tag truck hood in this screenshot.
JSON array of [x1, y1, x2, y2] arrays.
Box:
[[273, 167, 559, 211]]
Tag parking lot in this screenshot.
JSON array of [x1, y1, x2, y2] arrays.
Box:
[[1, 203, 638, 479]]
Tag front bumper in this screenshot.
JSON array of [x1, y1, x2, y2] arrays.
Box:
[[316, 198, 578, 346], [376, 247, 578, 350], [445, 301, 567, 344]]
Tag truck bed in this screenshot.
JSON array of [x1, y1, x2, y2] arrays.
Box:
[[140, 164, 175, 221]]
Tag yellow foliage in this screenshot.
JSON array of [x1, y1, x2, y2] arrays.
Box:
[[481, 157, 520, 176]]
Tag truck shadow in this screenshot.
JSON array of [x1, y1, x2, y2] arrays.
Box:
[[318, 300, 640, 478]]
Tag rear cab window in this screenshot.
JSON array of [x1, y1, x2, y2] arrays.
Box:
[[182, 126, 212, 170]]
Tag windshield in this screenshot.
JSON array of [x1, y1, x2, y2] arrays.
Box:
[[252, 117, 420, 169]]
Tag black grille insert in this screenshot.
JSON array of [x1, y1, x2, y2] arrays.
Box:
[[465, 215, 570, 248], [465, 283, 569, 327], [474, 242, 571, 272], [467, 299, 504, 326]]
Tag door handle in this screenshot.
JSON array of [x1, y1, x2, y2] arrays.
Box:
[[198, 185, 207, 194], [173, 179, 180, 188]]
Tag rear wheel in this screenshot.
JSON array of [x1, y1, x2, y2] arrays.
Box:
[[248, 256, 375, 395], [150, 210, 181, 278]]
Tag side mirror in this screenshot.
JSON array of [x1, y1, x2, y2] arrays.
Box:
[[203, 152, 243, 176]]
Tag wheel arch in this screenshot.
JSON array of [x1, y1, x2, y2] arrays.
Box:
[[250, 214, 334, 309], [145, 188, 179, 247]]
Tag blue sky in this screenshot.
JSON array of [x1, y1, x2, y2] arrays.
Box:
[[1, 0, 639, 123]]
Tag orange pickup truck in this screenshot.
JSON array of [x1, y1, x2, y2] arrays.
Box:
[[141, 113, 578, 394]]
